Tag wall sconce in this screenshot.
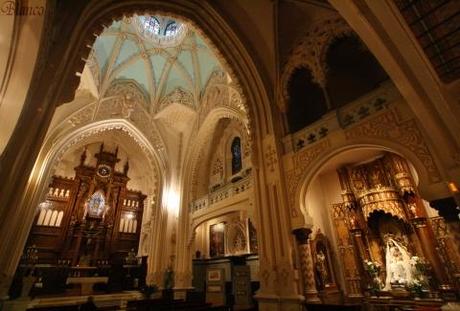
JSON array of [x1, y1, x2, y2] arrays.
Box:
[[166, 188, 180, 216], [448, 181, 459, 193]]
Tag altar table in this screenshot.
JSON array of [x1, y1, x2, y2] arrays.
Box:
[[66, 276, 109, 295]]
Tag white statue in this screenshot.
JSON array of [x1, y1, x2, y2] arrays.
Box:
[[384, 237, 414, 290]]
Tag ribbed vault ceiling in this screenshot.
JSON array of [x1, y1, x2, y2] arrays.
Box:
[[86, 15, 224, 109]]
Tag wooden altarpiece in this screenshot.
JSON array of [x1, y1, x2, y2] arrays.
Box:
[[25, 144, 146, 266]]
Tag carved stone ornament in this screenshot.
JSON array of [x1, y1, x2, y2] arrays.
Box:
[[51, 124, 159, 206], [286, 139, 331, 217], [158, 87, 195, 112], [286, 107, 442, 223], [105, 79, 150, 109], [344, 109, 441, 182]]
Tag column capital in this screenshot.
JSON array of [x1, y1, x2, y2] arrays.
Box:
[[292, 227, 312, 245]]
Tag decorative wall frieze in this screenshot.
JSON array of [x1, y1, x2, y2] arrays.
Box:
[[286, 139, 331, 218], [68, 103, 97, 128], [158, 87, 195, 112], [62, 84, 166, 153], [105, 79, 150, 109], [262, 135, 280, 182], [344, 109, 442, 182]]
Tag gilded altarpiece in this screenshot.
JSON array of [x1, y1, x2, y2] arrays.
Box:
[[331, 203, 363, 298], [332, 153, 457, 296]]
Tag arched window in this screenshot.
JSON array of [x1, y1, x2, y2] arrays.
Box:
[[43, 210, 52, 226], [135, 15, 187, 47], [37, 209, 46, 226], [56, 211, 64, 227], [164, 22, 178, 36], [50, 210, 58, 226], [86, 191, 106, 218], [231, 137, 242, 175], [119, 218, 125, 232], [141, 16, 160, 35], [287, 67, 328, 132], [325, 35, 388, 108]]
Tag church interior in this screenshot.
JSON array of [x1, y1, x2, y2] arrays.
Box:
[[0, 1, 459, 310]]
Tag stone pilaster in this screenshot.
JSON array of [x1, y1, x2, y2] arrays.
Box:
[[293, 228, 320, 303]]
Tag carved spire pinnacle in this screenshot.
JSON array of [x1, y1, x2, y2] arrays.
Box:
[[80, 146, 87, 166], [124, 159, 130, 175]]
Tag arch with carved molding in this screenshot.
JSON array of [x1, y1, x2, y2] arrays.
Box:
[[198, 70, 249, 129], [185, 106, 249, 201], [105, 79, 151, 111], [280, 16, 354, 112], [29, 118, 165, 275], [188, 201, 252, 248], [34, 118, 164, 209], [57, 82, 168, 167], [291, 139, 443, 229], [179, 105, 251, 283]]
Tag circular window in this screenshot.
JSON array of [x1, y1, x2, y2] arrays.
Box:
[[135, 15, 187, 47]]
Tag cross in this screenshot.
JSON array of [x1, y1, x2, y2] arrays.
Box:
[[265, 145, 278, 172]]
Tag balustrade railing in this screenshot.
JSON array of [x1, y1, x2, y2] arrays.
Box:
[[283, 81, 401, 153], [189, 174, 252, 213]]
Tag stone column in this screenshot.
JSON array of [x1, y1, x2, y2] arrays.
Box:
[[293, 228, 320, 303]]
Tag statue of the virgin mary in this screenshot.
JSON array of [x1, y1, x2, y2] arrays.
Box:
[[383, 236, 414, 290]]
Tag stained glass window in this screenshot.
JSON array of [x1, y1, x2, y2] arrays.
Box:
[[231, 137, 242, 175], [135, 15, 186, 47], [164, 22, 178, 36], [142, 17, 160, 35], [87, 191, 106, 217]]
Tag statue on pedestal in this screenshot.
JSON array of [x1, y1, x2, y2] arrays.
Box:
[[315, 250, 329, 289], [383, 236, 413, 290], [163, 266, 175, 290]]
